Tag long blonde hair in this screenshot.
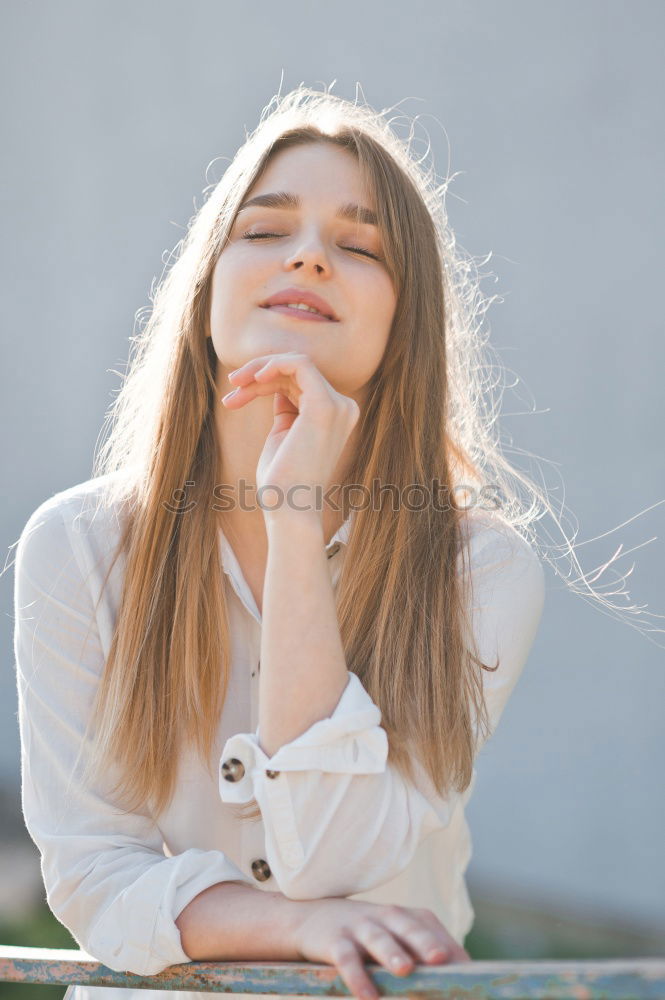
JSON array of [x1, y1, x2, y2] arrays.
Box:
[[78, 85, 661, 820]]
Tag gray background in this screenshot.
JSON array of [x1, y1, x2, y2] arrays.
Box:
[[1, 0, 664, 936]]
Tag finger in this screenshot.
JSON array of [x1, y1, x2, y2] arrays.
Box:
[[253, 367, 305, 408], [246, 354, 334, 411], [221, 377, 300, 410], [416, 910, 471, 964], [224, 356, 311, 406], [226, 356, 286, 379], [351, 919, 416, 977], [381, 907, 465, 965], [222, 375, 329, 420], [226, 352, 310, 383], [329, 935, 380, 1000]]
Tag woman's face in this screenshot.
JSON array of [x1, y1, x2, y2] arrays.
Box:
[[208, 141, 397, 401]]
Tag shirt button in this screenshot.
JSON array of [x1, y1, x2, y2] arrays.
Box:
[[265, 769, 280, 779], [221, 757, 245, 782], [251, 858, 272, 882]]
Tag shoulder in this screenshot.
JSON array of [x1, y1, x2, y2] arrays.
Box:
[[458, 507, 545, 589], [15, 472, 127, 572], [456, 506, 546, 633]]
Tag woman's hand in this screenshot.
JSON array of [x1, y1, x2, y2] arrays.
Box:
[[222, 352, 359, 519], [289, 897, 471, 1000]]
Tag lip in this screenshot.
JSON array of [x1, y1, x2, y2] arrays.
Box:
[[259, 287, 339, 321]]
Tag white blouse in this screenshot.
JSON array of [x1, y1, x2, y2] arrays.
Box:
[[13, 474, 545, 1000]]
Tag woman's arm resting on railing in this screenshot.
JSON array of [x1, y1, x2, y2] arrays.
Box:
[[175, 881, 303, 961], [178, 887, 470, 1000]]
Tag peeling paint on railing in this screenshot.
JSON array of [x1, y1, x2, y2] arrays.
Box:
[[1, 947, 664, 997]]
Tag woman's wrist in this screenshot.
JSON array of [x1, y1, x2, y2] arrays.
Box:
[[263, 504, 325, 540]]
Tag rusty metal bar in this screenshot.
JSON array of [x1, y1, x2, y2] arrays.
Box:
[[1, 947, 665, 997]]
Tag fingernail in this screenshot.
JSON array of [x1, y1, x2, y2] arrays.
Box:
[[228, 369, 240, 378], [222, 388, 239, 401]]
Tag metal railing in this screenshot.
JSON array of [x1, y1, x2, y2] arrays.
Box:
[[1, 946, 664, 997]]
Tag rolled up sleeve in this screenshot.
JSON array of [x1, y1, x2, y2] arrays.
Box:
[[14, 498, 253, 976], [218, 517, 545, 901]]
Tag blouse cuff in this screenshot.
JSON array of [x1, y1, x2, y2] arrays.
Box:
[[218, 671, 388, 806], [86, 848, 252, 976]]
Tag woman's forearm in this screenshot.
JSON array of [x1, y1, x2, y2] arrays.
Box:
[[259, 513, 349, 757], [175, 881, 303, 961]]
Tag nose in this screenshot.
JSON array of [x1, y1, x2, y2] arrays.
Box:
[[283, 228, 328, 274]]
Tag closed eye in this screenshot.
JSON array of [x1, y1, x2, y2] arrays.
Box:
[[240, 231, 382, 261], [342, 245, 382, 261]]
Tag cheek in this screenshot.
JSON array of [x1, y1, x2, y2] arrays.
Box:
[[210, 270, 240, 336], [369, 277, 397, 330], [214, 245, 257, 283], [220, 254, 276, 311], [211, 260, 252, 318]]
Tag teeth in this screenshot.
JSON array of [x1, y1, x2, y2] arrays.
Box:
[[273, 302, 327, 316]]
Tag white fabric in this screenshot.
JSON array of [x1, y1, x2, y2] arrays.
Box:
[[14, 474, 546, 1000]]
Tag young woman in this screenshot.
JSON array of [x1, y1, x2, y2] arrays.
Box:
[[15, 85, 638, 1000]]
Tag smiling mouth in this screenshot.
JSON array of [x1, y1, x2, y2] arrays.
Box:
[[260, 304, 336, 323]]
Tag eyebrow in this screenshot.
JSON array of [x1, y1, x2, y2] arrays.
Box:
[[237, 191, 379, 227]]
